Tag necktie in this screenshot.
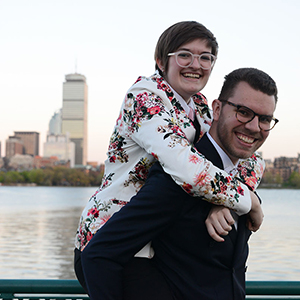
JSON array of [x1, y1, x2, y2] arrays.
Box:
[[188, 107, 194, 121]]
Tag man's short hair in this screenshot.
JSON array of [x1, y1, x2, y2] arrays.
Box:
[[218, 68, 278, 103]]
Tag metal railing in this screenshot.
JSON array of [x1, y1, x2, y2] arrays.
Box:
[[0, 279, 88, 300], [246, 281, 300, 299], [0, 280, 300, 300]]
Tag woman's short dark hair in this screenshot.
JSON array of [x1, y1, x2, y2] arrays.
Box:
[[154, 21, 218, 76], [218, 68, 278, 104]]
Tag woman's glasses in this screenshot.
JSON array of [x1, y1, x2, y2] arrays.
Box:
[[168, 50, 216, 70]]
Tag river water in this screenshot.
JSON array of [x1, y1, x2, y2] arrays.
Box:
[[0, 186, 299, 281]]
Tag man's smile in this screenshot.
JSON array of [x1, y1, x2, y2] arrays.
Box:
[[236, 132, 257, 144]]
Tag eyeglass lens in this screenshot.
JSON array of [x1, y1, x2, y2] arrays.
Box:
[[176, 51, 214, 69], [236, 107, 276, 130]]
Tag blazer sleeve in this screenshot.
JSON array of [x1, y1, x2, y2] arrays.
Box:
[[123, 80, 252, 215], [236, 152, 265, 191], [81, 165, 184, 300]]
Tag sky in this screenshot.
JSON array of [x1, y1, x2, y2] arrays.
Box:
[[0, 0, 299, 164]]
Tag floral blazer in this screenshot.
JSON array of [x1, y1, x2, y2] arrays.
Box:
[[75, 71, 265, 250]]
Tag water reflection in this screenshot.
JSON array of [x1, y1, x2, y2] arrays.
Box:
[[0, 186, 95, 279], [246, 189, 300, 280], [0, 206, 82, 279], [0, 187, 300, 280]]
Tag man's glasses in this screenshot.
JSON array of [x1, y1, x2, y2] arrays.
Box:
[[168, 50, 216, 70], [219, 99, 279, 131]]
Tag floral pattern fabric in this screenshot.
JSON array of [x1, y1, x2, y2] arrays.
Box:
[[75, 71, 264, 250]]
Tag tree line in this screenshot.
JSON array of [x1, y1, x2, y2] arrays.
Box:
[[261, 171, 300, 188], [1, 167, 300, 188], [0, 167, 104, 187]]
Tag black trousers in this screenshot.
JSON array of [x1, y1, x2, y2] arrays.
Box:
[[74, 248, 174, 300]]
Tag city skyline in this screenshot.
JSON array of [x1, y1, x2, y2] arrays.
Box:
[[0, 0, 299, 164]]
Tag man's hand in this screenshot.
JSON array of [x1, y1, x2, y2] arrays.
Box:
[[205, 205, 235, 242], [247, 191, 264, 232]]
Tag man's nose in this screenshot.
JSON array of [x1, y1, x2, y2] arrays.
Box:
[[244, 116, 261, 132]]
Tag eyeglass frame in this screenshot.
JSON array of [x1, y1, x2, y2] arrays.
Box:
[[167, 50, 217, 70], [219, 99, 279, 131]]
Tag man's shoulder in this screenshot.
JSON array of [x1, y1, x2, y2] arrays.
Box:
[[194, 134, 224, 170]]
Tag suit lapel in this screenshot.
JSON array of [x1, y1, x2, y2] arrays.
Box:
[[195, 133, 238, 245], [194, 134, 223, 170]]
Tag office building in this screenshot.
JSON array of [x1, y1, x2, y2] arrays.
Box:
[[14, 131, 39, 156], [61, 73, 88, 165], [43, 133, 75, 167], [5, 136, 24, 158]]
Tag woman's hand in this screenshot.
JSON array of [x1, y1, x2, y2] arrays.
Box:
[[205, 205, 235, 242], [247, 191, 264, 232]]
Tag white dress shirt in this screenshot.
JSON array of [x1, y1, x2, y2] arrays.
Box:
[[207, 132, 240, 229]]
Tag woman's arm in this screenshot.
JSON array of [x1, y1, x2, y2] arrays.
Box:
[[123, 76, 259, 215], [205, 191, 264, 241]]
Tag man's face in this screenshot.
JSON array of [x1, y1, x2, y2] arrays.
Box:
[[212, 81, 276, 164]]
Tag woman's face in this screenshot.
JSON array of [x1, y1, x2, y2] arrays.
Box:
[[159, 39, 213, 102]]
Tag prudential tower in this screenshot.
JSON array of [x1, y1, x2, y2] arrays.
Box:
[[62, 73, 88, 166]]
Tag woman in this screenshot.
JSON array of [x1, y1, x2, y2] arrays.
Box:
[[74, 21, 264, 298]]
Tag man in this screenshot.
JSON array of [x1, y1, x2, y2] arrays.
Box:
[[81, 68, 278, 300]]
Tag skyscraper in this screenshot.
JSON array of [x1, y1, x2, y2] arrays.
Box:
[[49, 109, 62, 135], [61, 73, 88, 165]]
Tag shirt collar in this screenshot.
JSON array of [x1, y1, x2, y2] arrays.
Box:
[[206, 132, 239, 174], [167, 83, 195, 113]]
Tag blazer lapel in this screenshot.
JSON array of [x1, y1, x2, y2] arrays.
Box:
[[194, 133, 223, 170], [195, 133, 238, 245]]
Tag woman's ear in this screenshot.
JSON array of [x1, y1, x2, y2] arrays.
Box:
[[212, 99, 221, 121], [156, 58, 164, 72]]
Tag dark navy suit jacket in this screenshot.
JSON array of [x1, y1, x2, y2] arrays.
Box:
[[82, 133, 251, 300]]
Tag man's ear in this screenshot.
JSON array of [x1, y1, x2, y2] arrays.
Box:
[[212, 99, 221, 121]]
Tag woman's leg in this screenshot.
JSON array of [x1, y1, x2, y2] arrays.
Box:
[[74, 248, 88, 293]]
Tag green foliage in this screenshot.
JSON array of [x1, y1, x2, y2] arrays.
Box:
[[274, 173, 283, 185], [0, 167, 103, 186], [0, 171, 5, 183], [28, 169, 46, 185], [261, 171, 274, 184], [20, 171, 30, 183], [7, 171, 25, 183], [287, 171, 300, 188], [261, 171, 283, 185]]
